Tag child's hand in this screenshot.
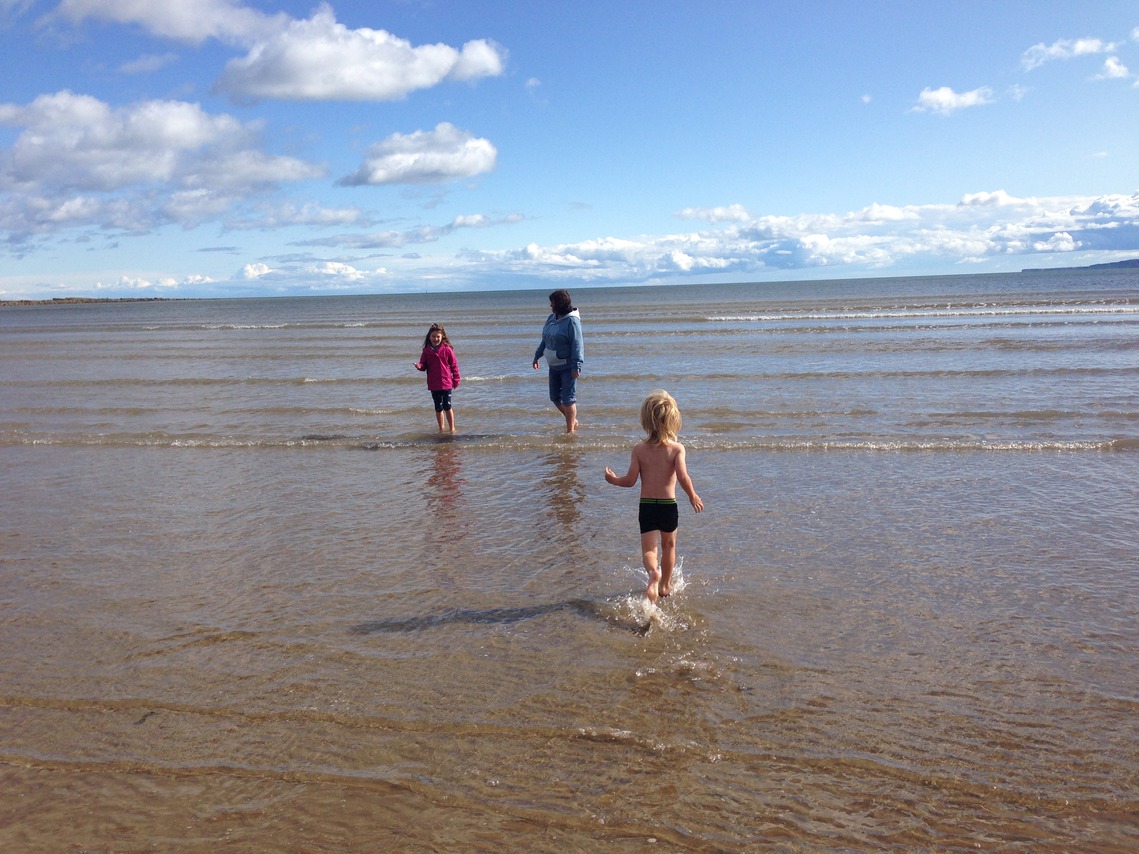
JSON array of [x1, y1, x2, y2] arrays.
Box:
[[690, 494, 704, 513], [604, 466, 617, 483]]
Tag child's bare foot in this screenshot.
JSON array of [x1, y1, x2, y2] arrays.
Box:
[[646, 567, 661, 602], [659, 583, 671, 598]]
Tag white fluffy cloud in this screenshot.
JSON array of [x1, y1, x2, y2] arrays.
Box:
[[241, 262, 273, 279], [237, 258, 388, 289], [216, 6, 504, 102], [467, 192, 1139, 283], [0, 91, 323, 237], [54, 0, 287, 45], [676, 203, 751, 223], [913, 86, 995, 115], [57, 0, 506, 102], [1021, 37, 1119, 71], [339, 123, 497, 186], [1096, 56, 1131, 80]]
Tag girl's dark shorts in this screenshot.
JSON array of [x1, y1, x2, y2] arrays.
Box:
[[639, 498, 679, 534], [431, 389, 453, 412]]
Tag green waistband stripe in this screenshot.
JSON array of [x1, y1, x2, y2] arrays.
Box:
[[639, 498, 677, 504]]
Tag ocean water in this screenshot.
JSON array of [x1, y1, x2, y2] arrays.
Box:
[[1, 271, 1137, 851]]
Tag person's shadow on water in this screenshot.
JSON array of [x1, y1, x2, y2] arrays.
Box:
[[357, 442, 658, 635], [349, 598, 653, 636]]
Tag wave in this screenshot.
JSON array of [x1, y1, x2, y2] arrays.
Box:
[[0, 375, 422, 388], [4, 431, 1133, 453], [605, 366, 1136, 382], [704, 302, 1139, 323], [3, 364, 1130, 392]]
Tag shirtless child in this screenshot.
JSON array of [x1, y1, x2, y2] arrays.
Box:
[[605, 390, 703, 602]]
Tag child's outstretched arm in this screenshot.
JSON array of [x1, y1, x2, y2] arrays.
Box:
[[604, 448, 641, 488], [674, 444, 703, 512]]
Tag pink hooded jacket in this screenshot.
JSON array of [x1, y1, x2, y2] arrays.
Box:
[[415, 343, 460, 391]]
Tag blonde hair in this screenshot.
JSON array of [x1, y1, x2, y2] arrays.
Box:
[[640, 389, 682, 444]]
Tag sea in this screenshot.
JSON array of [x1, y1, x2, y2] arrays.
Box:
[[1, 270, 1137, 852]]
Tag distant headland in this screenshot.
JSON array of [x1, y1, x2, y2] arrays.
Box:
[[0, 296, 182, 307], [1022, 258, 1139, 273]]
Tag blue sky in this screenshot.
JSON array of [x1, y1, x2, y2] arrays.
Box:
[[1, 0, 1137, 299]]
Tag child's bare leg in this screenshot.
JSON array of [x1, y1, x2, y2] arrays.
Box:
[[435, 410, 445, 431], [659, 530, 677, 597], [640, 531, 661, 602], [446, 409, 456, 432]]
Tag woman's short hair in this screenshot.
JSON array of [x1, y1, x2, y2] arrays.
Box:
[[548, 289, 574, 316]]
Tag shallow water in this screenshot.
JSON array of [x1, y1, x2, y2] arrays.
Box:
[[2, 271, 1137, 851]]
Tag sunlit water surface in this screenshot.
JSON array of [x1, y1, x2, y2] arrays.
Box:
[[2, 272, 1137, 851]]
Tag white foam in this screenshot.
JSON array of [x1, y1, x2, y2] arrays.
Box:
[[614, 557, 689, 633]]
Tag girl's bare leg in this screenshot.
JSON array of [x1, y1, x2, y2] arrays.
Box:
[[659, 530, 678, 597], [446, 409, 456, 432], [435, 410, 446, 431], [641, 531, 661, 602]]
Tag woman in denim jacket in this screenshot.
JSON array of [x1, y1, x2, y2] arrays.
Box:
[[532, 289, 584, 433]]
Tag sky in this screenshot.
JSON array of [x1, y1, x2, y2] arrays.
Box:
[[1, 0, 1137, 300]]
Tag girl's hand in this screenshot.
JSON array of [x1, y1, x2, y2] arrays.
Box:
[[532, 360, 540, 370]]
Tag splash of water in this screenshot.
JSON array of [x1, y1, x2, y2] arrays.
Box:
[[613, 558, 689, 633]]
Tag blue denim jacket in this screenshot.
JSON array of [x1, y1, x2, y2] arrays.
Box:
[[534, 309, 583, 372]]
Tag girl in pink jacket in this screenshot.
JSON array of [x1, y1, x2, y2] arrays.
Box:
[[413, 323, 461, 433]]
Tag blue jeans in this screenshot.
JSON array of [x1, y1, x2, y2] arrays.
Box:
[[547, 368, 577, 407]]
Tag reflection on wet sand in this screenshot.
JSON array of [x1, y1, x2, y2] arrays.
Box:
[[420, 439, 469, 559], [539, 448, 585, 529]]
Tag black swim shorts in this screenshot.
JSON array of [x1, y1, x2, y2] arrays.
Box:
[[638, 498, 679, 534]]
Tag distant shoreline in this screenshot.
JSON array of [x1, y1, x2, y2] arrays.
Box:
[[0, 297, 183, 307], [1022, 258, 1139, 272], [5, 260, 1137, 306]]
